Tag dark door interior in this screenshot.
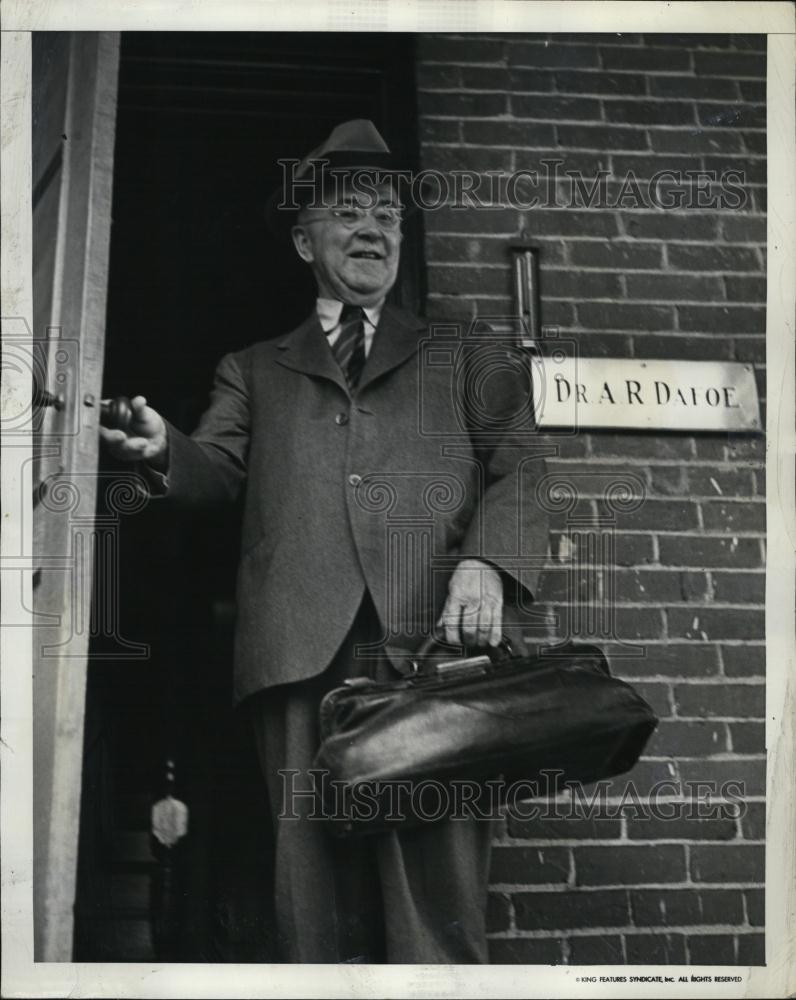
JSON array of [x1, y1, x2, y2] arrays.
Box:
[[76, 30, 422, 962]]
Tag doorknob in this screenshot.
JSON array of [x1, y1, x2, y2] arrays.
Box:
[[99, 396, 133, 432], [32, 379, 65, 411], [32, 381, 134, 431]]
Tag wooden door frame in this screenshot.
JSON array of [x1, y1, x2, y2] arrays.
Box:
[[30, 31, 120, 962]]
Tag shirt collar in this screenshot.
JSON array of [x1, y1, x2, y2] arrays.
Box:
[[316, 297, 383, 333]]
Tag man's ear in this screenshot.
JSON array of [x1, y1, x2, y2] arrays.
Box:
[[291, 224, 314, 264]]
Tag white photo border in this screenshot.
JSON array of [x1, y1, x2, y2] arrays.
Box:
[[2, 2, 794, 998]]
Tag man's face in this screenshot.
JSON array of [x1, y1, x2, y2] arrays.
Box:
[[291, 180, 402, 307]]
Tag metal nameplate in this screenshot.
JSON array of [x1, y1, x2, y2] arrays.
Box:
[[527, 356, 762, 432]]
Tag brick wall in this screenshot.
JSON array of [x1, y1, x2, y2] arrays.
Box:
[[416, 32, 766, 965]]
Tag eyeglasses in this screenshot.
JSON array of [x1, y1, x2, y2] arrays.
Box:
[[304, 204, 403, 231]]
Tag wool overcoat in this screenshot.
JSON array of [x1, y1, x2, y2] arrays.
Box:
[[163, 303, 554, 704]]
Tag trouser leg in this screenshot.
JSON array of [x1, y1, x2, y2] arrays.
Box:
[[248, 591, 493, 963], [248, 597, 385, 963], [377, 816, 494, 964]]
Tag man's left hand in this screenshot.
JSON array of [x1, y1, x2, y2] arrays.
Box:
[[440, 558, 503, 648]]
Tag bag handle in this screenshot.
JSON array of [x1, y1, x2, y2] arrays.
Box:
[[406, 629, 515, 675]]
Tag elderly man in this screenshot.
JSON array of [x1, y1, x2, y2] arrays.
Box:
[[101, 120, 552, 963]]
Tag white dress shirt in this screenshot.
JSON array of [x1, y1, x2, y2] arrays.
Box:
[[316, 297, 383, 358]]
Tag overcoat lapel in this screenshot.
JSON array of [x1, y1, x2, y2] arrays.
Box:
[[274, 311, 349, 394], [357, 304, 426, 393], [273, 303, 426, 396]]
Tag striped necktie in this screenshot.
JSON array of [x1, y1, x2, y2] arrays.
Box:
[[331, 304, 366, 390]]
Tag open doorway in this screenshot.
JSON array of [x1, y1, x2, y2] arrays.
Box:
[[76, 30, 423, 962]]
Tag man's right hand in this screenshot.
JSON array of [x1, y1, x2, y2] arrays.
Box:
[[99, 395, 168, 469]]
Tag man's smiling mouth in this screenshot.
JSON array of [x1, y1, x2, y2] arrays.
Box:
[[349, 250, 384, 260]]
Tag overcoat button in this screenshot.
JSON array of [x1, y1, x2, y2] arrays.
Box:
[[348, 474, 362, 487], [335, 412, 349, 425]]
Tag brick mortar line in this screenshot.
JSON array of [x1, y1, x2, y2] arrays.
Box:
[[430, 301, 768, 320], [552, 505, 766, 510], [671, 717, 765, 723], [428, 289, 768, 299], [421, 128, 769, 147], [498, 797, 766, 805], [427, 293, 768, 302], [420, 141, 768, 158], [465, 101, 658, 122], [533, 588, 767, 595], [609, 679, 765, 687], [445, 34, 768, 43], [430, 276, 767, 285], [609, 673, 765, 682], [535, 496, 767, 503], [545, 566, 766, 570], [425, 233, 768, 243], [416, 75, 758, 89], [429, 34, 763, 44], [500, 839, 765, 847], [429, 237, 767, 244], [426, 211, 768, 221], [641, 753, 765, 758], [579, 638, 766, 644], [540, 601, 765, 609], [421, 94, 766, 110], [435, 268, 764, 280], [420, 122, 767, 140], [415, 61, 759, 75], [438, 295, 768, 305], [506, 803, 760, 811], [549, 484, 765, 489], [429, 276, 769, 287], [429, 259, 764, 268], [604, 688, 765, 695], [484, 297, 765, 308], [485, 927, 762, 939], [429, 254, 769, 263], [426, 125, 766, 143], [615, 668, 766, 676], [488, 881, 765, 892], [541, 459, 765, 467], [423, 55, 756, 62], [428, 264, 767, 278], [550, 466, 767, 473], [420, 114, 767, 130], [430, 326, 768, 342], [497, 807, 764, 816], [435, 296, 766, 306], [422, 117, 768, 133], [424, 36, 764, 47], [427, 203, 769, 214], [504, 808, 766, 816], [417, 87, 767, 103], [428, 257, 765, 264], [425, 31, 765, 41], [550, 536, 766, 544], [424, 223, 768, 230], [508, 804, 761, 813], [542, 562, 765, 580], [614, 530, 766, 537], [431, 34, 763, 43], [555, 512, 767, 518], [583, 656, 765, 663], [584, 640, 766, 648], [579, 502, 765, 508]]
